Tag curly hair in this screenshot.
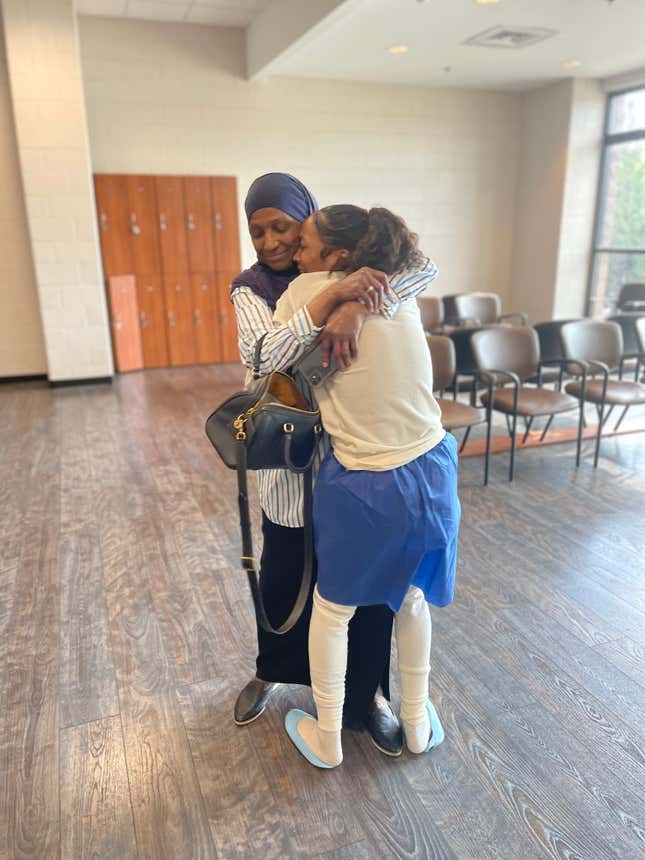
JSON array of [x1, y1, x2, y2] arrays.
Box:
[[312, 204, 424, 276]]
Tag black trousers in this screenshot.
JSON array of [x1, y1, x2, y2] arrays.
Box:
[[255, 513, 393, 727]]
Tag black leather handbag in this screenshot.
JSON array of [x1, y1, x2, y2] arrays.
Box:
[[205, 335, 322, 635]]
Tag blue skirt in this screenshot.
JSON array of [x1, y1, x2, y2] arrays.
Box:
[[313, 433, 460, 612]]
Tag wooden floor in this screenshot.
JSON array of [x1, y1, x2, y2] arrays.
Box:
[[1, 365, 644, 860]]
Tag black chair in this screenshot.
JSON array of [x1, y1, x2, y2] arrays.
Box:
[[616, 283, 645, 313], [532, 319, 580, 386], [447, 325, 487, 398], [607, 314, 645, 380]]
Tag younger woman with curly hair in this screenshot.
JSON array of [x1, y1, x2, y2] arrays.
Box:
[[275, 205, 461, 768]]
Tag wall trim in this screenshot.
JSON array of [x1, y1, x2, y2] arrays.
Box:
[[0, 373, 48, 385], [49, 376, 113, 388]]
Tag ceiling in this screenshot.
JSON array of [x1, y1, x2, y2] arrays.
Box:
[[76, 0, 271, 28], [76, 0, 645, 91]]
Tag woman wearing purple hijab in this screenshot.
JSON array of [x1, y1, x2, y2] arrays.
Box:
[[230, 173, 437, 755]]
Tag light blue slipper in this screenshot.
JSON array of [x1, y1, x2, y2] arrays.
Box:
[[284, 709, 338, 769], [424, 699, 445, 752]]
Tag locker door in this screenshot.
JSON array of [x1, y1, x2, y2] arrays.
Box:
[[191, 274, 220, 364], [137, 274, 169, 368], [210, 177, 241, 272], [163, 274, 196, 366], [94, 175, 133, 278], [156, 176, 189, 273], [214, 270, 240, 363], [184, 177, 215, 273], [126, 175, 161, 274], [107, 275, 144, 372]]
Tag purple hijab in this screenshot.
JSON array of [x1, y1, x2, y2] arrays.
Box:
[[230, 173, 318, 310]]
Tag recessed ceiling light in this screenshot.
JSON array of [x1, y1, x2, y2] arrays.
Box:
[[388, 45, 409, 54], [475, 0, 500, 5], [561, 59, 581, 68]]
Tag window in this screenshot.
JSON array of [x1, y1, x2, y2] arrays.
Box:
[[588, 86, 645, 316]]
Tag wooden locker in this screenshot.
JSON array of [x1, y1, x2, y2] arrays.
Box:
[[191, 274, 220, 364], [211, 177, 241, 272], [137, 274, 169, 368], [107, 275, 144, 372], [126, 175, 161, 274], [94, 175, 133, 278], [163, 274, 196, 366], [156, 176, 189, 273], [184, 177, 215, 273], [215, 270, 241, 363]]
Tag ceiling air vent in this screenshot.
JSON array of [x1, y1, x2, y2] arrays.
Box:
[[465, 26, 557, 49]]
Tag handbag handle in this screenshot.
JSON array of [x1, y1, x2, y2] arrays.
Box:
[[252, 333, 268, 379]]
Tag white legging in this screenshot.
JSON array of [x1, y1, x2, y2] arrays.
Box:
[[309, 585, 431, 735]]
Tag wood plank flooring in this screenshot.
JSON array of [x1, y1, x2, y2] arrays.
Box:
[[0, 366, 644, 860]]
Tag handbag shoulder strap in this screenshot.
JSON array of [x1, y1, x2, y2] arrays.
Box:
[[235, 439, 314, 636]]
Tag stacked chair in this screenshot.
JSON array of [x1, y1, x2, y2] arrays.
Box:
[[427, 290, 644, 482], [560, 320, 645, 467], [418, 296, 444, 334], [470, 327, 585, 481], [453, 292, 527, 328], [426, 335, 491, 484]]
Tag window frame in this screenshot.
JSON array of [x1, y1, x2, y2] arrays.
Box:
[[586, 84, 645, 315]]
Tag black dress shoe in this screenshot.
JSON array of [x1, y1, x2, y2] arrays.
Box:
[[234, 678, 278, 726], [365, 699, 403, 757]]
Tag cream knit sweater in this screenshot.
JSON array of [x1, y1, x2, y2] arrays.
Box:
[[274, 271, 444, 471]]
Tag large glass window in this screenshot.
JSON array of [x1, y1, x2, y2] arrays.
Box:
[[588, 87, 645, 316]]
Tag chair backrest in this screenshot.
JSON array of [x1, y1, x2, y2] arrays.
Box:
[[418, 295, 443, 332], [441, 294, 460, 324], [636, 316, 645, 352], [426, 335, 455, 392], [561, 320, 623, 369], [471, 326, 540, 381], [607, 314, 643, 355], [454, 292, 501, 325], [534, 319, 579, 363], [617, 283, 645, 312]]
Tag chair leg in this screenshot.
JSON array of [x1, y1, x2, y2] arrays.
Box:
[[539, 414, 554, 442], [509, 410, 518, 481], [575, 402, 584, 467], [459, 425, 471, 453], [613, 405, 629, 432], [594, 402, 604, 468], [483, 408, 492, 486], [521, 416, 534, 444], [600, 405, 614, 429]]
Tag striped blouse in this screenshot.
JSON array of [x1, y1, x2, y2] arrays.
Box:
[[231, 258, 438, 527]]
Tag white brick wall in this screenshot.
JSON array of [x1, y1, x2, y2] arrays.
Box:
[[79, 16, 521, 309], [0, 16, 46, 377], [2, 0, 113, 381]]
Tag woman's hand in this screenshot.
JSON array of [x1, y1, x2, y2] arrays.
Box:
[[320, 301, 370, 370], [333, 267, 389, 313]]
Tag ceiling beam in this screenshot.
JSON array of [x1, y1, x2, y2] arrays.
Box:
[[246, 0, 364, 80]]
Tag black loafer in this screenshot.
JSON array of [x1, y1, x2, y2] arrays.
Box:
[[234, 678, 278, 726], [365, 699, 403, 757]]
